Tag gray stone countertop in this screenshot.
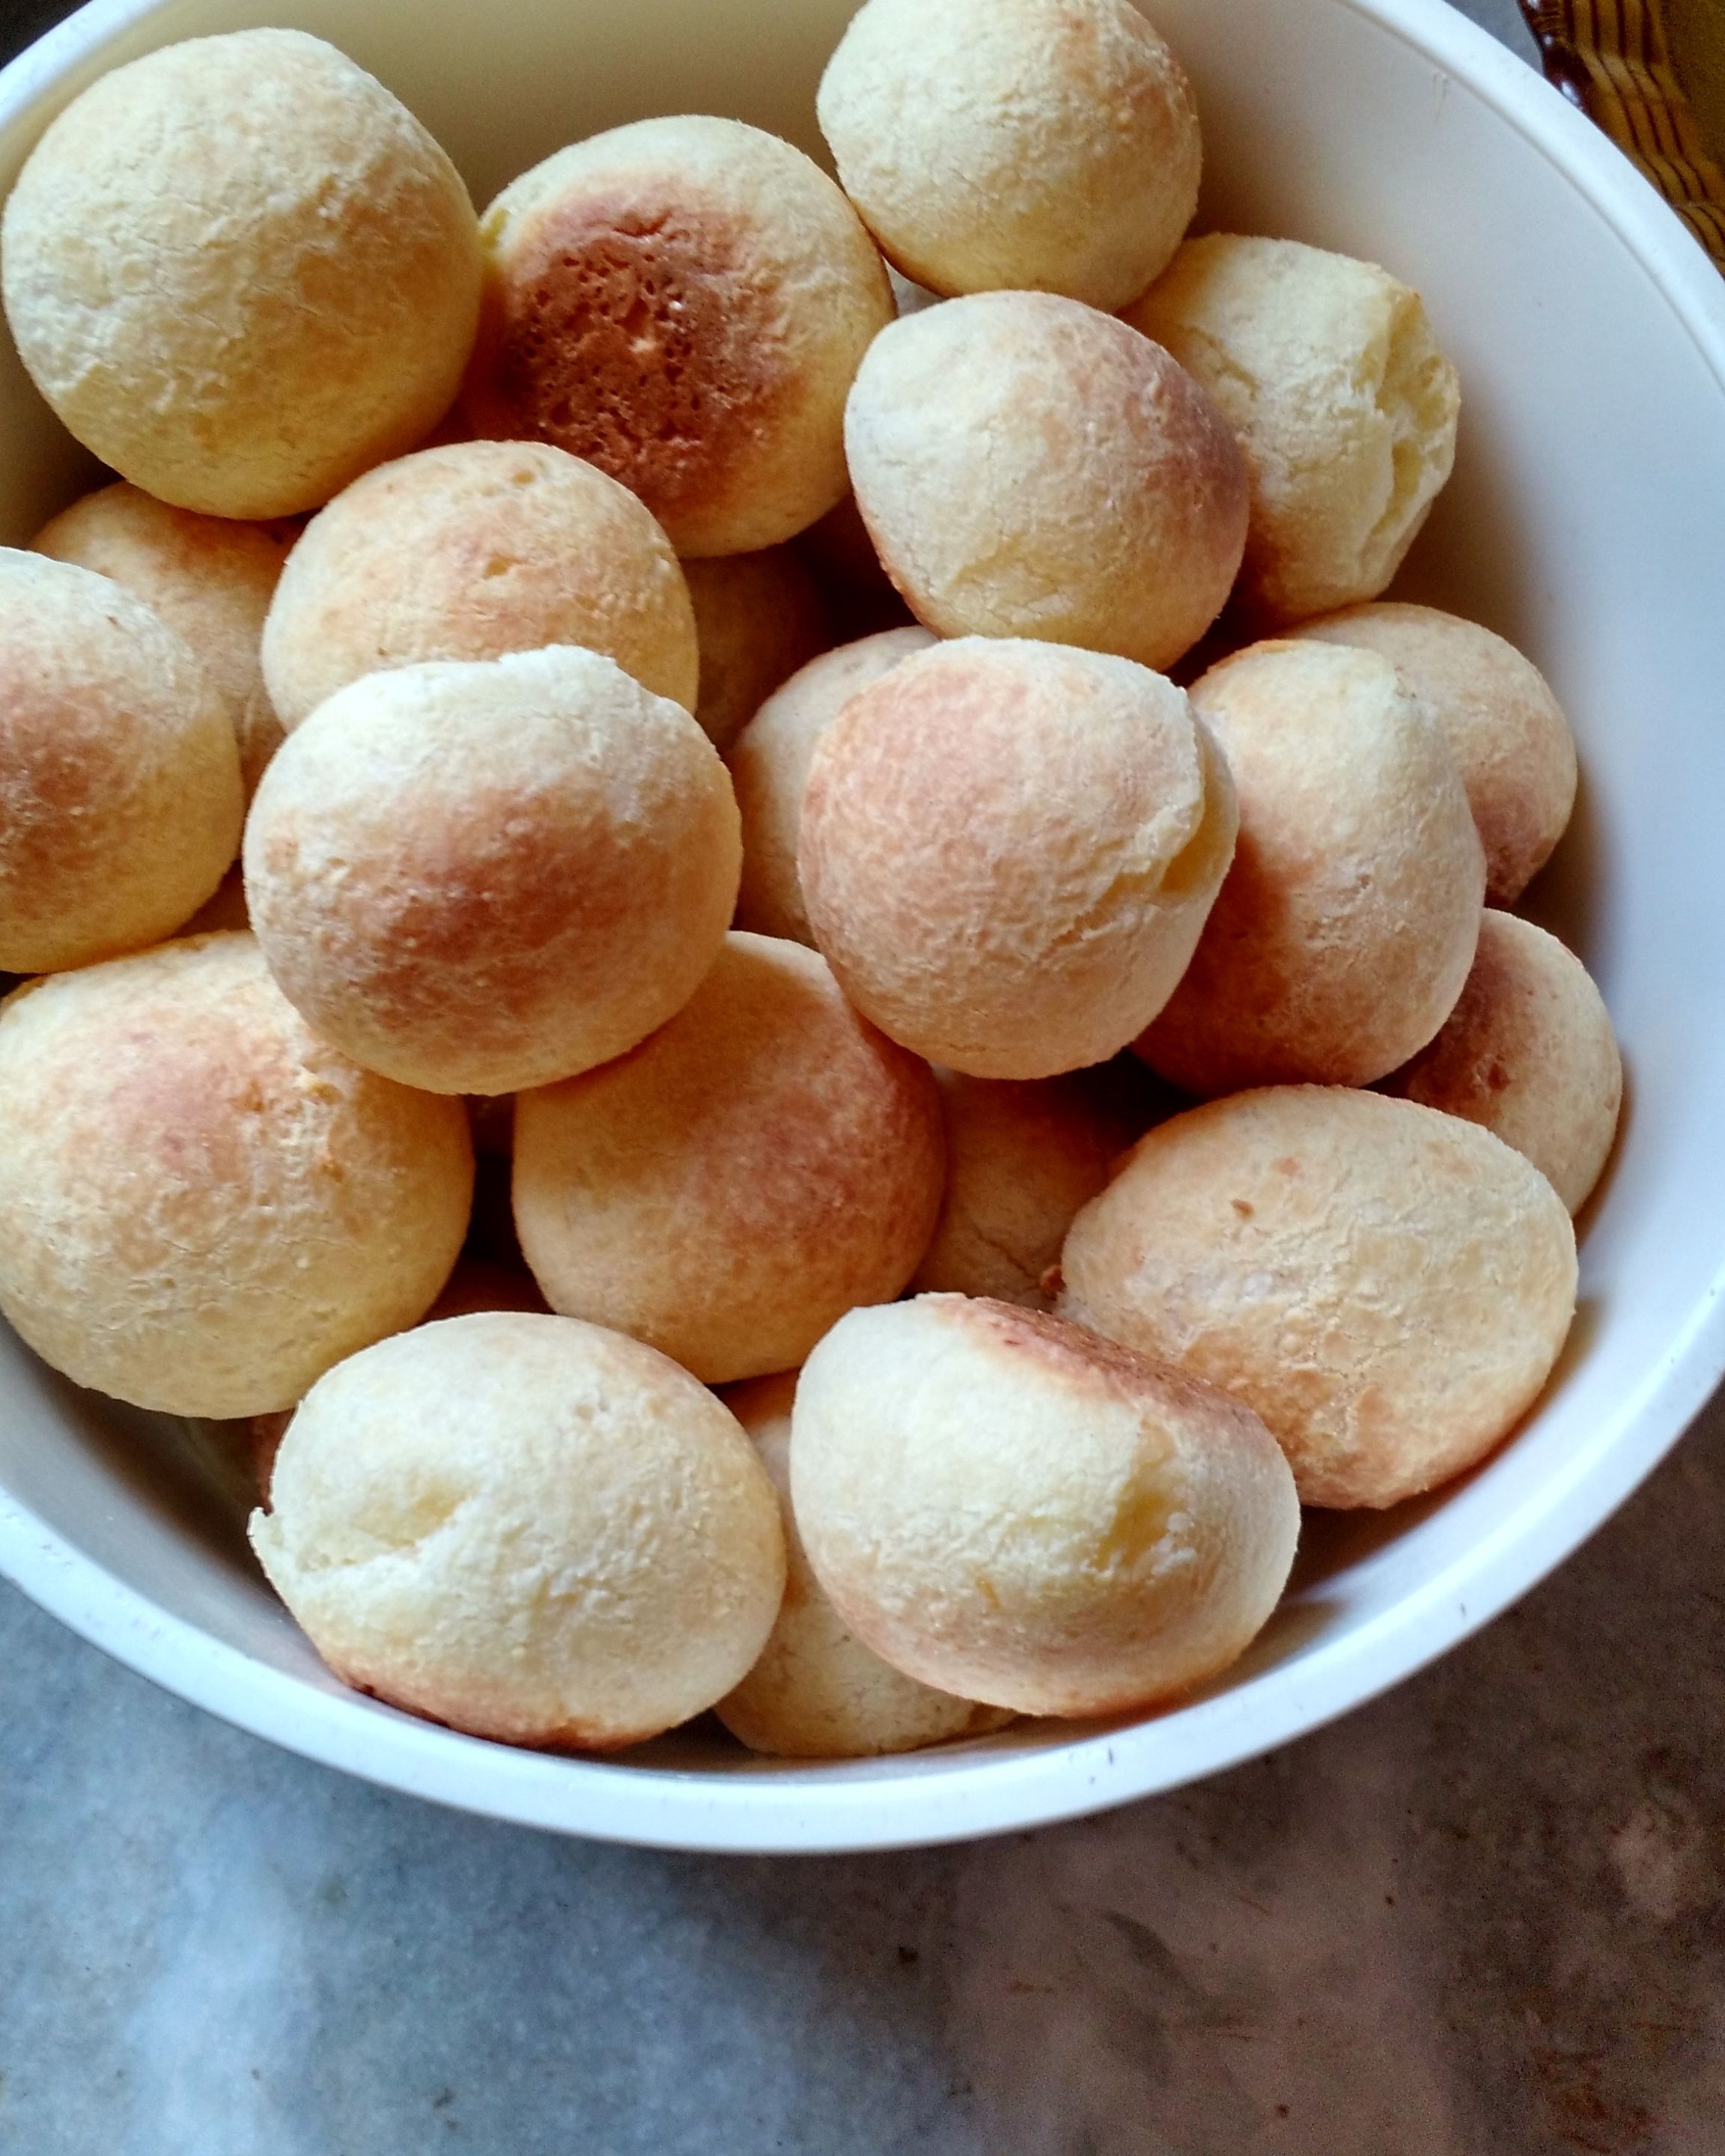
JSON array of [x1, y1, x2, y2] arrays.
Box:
[[8, 4, 1725, 2152]]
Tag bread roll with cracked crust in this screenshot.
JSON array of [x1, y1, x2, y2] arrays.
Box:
[[790, 1296, 1300, 1717], [461, 116, 893, 555], [0, 934, 472, 1418], [250, 1313, 784, 1751], [245, 647, 740, 1097], [800, 639, 1238, 1078], [845, 293, 1246, 670], [1125, 234, 1461, 627], [1, 31, 481, 519], [1137, 640, 1485, 1096], [683, 546, 831, 751], [1059, 1087, 1578, 1510]]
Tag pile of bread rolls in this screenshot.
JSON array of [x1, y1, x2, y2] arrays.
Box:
[[0, 0, 1617, 1762]]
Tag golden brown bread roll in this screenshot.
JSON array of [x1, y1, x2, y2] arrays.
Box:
[[682, 546, 831, 751]]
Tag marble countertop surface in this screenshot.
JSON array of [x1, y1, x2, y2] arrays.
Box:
[[8, 4, 1725, 2152]]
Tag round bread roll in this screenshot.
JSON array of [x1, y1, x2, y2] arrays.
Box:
[[1287, 603, 1578, 905], [1059, 1087, 1578, 1510], [716, 1371, 1014, 1758], [683, 546, 831, 751], [0, 934, 472, 1417], [460, 116, 893, 555], [1137, 640, 1485, 1096], [250, 1313, 785, 1751], [1125, 234, 1461, 627], [261, 441, 698, 730], [1, 31, 481, 519], [513, 933, 945, 1385], [797, 493, 916, 641], [730, 626, 937, 945], [845, 293, 1246, 671], [244, 646, 740, 1096], [1384, 912, 1621, 1213], [0, 550, 242, 973], [31, 482, 295, 797], [818, 0, 1199, 311], [800, 639, 1238, 1078], [790, 1296, 1300, 1717]]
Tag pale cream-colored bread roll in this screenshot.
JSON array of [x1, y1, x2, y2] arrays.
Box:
[[800, 639, 1238, 1078], [460, 116, 893, 555], [0, 934, 472, 1418], [513, 933, 945, 1385], [845, 293, 1246, 671], [1059, 1087, 1578, 1510], [1384, 912, 1621, 1213], [244, 647, 740, 1096], [261, 442, 699, 729], [729, 626, 937, 945], [250, 1313, 784, 1751], [683, 546, 831, 751], [1, 31, 481, 519], [1287, 603, 1578, 905], [790, 1296, 1300, 1717], [818, 0, 1199, 312], [31, 482, 295, 797], [1125, 234, 1461, 627], [1137, 640, 1485, 1096], [0, 551, 242, 972], [715, 1371, 1014, 1758]]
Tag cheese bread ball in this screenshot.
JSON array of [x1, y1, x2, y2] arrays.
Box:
[[797, 493, 917, 640], [0, 934, 472, 1418], [1138, 641, 1485, 1096], [1288, 603, 1578, 904], [460, 117, 893, 555], [716, 1371, 1014, 1758], [683, 546, 831, 751], [1125, 235, 1461, 626], [1, 31, 481, 519], [261, 442, 698, 729], [514, 933, 944, 1385], [846, 293, 1246, 670], [245, 646, 740, 1097], [791, 1296, 1299, 1717], [1059, 1087, 1578, 1510], [819, 0, 1199, 312], [0, 551, 242, 972], [730, 626, 937, 945], [800, 639, 1238, 1078], [251, 1313, 784, 1751], [1384, 912, 1622, 1213], [31, 483, 295, 797]]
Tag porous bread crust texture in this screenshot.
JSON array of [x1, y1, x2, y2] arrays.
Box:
[[0, 934, 473, 1418], [1384, 911, 1622, 1213], [682, 545, 831, 750], [512, 931, 946, 1386], [1, 29, 482, 520], [460, 115, 894, 555], [788, 1294, 1300, 1717], [31, 482, 295, 799], [1137, 640, 1485, 1096], [715, 1371, 1014, 1758], [1288, 602, 1578, 906], [845, 293, 1247, 671], [1125, 234, 1461, 627], [729, 625, 937, 945], [261, 441, 699, 728], [1058, 1086, 1578, 1511], [249, 1312, 785, 1751], [817, 0, 1201, 312], [0, 550, 242, 972], [244, 646, 741, 1097], [799, 638, 1239, 1079]]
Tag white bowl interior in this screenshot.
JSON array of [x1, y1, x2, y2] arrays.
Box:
[[3, 0, 1725, 1851]]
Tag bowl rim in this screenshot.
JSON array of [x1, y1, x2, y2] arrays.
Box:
[[4, 0, 1725, 1855]]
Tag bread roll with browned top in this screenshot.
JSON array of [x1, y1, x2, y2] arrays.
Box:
[[683, 546, 831, 750]]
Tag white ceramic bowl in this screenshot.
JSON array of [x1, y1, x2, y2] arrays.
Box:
[[3, 0, 1724, 1854]]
